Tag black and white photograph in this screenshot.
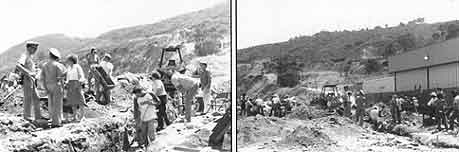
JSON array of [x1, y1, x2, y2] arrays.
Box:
[[0, 0, 231, 151], [237, 0, 459, 151]]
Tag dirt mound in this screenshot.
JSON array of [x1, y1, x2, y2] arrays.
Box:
[[236, 115, 287, 146], [281, 126, 336, 148], [287, 104, 328, 120]]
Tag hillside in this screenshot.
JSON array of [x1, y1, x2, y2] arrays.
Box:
[[0, 2, 230, 151], [237, 19, 459, 96], [0, 34, 88, 72], [0, 1, 230, 91]]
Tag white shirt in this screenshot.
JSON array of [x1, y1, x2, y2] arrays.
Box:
[[99, 61, 113, 76], [369, 107, 380, 121], [454, 95, 459, 110], [151, 79, 167, 96], [66, 64, 85, 81], [137, 94, 157, 121], [272, 97, 280, 104], [171, 72, 199, 90], [17, 52, 36, 72], [349, 95, 356, 106]]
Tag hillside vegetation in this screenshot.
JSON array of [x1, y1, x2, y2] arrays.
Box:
[[0, 1, 230, 79], [237, 19, 459, 96]]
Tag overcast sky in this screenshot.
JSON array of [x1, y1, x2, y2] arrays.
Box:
[[0, 0, 224, 53], [237, 0, 459, 49]]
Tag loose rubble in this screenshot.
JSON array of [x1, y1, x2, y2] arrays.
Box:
[[0, 77, 230, 152], [237, 101, 459, 152]]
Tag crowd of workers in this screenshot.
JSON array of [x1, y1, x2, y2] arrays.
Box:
[[237, 94, 297, 117], [365, 88, 459, 132], [238, 87, 459, 133], [7, 41, 226, 149]]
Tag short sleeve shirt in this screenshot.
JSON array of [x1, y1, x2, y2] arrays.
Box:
[[17, 53, 35, 71], [137, 94, 157, 121], [100, 61, 113, 76], [151, 80, 167, 96]]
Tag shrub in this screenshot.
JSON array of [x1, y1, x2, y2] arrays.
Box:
[[194, 40, 221, 56]]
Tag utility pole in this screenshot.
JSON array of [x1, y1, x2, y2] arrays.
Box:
[[277, 44, 282, 86]]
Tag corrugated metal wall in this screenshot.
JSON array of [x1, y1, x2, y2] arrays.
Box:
[[429, 63, 459, 89], [395, 68, 427, 91], [389, 38, 459, 72], [363, 76, 394, 93]]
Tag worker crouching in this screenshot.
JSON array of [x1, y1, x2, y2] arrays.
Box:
[[171, 67, 199, 123], [132, 86, 158, 149]]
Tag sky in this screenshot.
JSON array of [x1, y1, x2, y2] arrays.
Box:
[[237, 0, 459, 49], [0, 0, 224, 53]]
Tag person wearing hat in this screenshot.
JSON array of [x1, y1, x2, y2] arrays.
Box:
[[131, 86, 158, 149], [100, 53, 113, 77], [390, 94, 402, 124], [449, 90, 459, 130], [171, 68, 200, 122], [86, 47, 99, 92], [40, 48, 67, 127], [239, 94, 248, 117], [270, 94, 281, 117], [355, 90, 366, 126], [149, 71, 170, 131], [192, 61, 212, 113], [16, 41, 43, 121], [428, 91, 448, 130], [412, 96, 419, 114], [95, 53, 114, 104], [342, 91, 353, 118]]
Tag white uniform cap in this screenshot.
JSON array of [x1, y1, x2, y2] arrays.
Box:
[[25, 41, 39, 46], [48, 48, 61, 59]]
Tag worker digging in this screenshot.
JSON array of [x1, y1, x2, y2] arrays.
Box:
[[0, 41, 231, 151], [236, 3, 459, 151]]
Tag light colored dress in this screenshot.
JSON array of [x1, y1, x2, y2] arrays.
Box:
[[66, 64, 85, 106]]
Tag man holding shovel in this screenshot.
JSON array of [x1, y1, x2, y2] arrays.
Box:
[[16, 41, 43, 121]]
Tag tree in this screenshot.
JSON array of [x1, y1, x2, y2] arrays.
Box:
[[192, 24, 223, 56]]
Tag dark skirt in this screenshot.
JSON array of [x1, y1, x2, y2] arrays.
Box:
[[66, 80, 85, 106]]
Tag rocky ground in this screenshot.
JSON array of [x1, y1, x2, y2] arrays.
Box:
[[237, 104, 459, 152], [0, 80, 230, 152]]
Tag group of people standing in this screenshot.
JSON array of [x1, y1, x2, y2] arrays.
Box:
[[426, 89, 459, 131], [16, 41, 113, 128], [15, 41, 218, 149], [129, 60, 213, 148], [365, 88, 459, 132], [238, 94, 296, 117]]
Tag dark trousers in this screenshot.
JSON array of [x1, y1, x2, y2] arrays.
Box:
[[241, 103, 246, 116], [391, 107, 401, 123], [436, 108, 448, 130], [95, 80, 111, 105], [343, 102, 351, 117], [355, 107, 364, 126], [157, 95, 171, 129], [449, 109, 459, 130]]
